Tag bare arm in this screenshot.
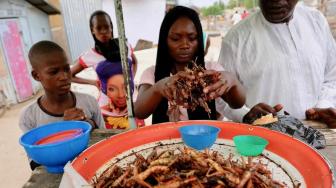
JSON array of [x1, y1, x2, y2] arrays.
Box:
[[204, 37, 211, 55], [134, 83, 165, 119], [131, 53, 138, 76], [222, 75, 246, 109], [71, 60, 98, 87], [134, 72, 195, 119]]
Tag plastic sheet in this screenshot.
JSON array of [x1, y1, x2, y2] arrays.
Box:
[[262, 115, 326, 149]]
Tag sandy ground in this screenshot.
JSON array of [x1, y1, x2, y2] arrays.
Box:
[[0, 94, 41, 188], [0, 36, 222, 187]]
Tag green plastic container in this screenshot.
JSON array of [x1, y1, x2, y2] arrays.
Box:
[[233, 135, 269, 156]]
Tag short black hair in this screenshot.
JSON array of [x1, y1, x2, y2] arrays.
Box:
[[28, 40, 64, 68], [89, 10, 119, 62], [89, 10, 113, 31]]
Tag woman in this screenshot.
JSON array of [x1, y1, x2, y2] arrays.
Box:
[[70, 10, 138, 129], [134, 6, 245, 124]]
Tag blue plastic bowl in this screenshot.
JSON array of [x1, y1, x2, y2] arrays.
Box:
[[19, 121, 92, 173], [179, 125, 220, 150]]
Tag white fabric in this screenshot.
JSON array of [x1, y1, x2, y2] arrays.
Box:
[[139, 62, 226, 121], [231, 13, 242, 25], [219, 5, 336, 122], [59, 162, 92, 188]]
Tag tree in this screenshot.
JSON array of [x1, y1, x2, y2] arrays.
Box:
[[227, 0, 243, 9], [201, 2, 226, 30], [244, 0, 254, 9], [227, 0, 258, 9], [201, 1, 225, 16]]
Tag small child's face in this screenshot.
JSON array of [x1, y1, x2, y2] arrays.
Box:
[[91, 15, 113, 43], [32, 51, 71, 94], [106, 74, 126, 109]]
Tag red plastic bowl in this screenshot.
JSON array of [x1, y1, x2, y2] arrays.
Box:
[[34, 129, 83, 145]]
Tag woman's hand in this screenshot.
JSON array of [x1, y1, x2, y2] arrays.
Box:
[[201, 70, 235, 100], [154, 71, 195, 104], [201, 70, 245, 109]]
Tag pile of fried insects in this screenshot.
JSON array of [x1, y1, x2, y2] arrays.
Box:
[[92, 147, 295, 188], [167, 60, 220, 116]]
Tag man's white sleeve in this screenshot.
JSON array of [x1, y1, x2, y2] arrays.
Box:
[[218, 39, 250, 122], [316, 15, 336, 108]]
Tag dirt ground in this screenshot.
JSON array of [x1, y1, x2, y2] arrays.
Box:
[[0, 36, 223, 187], [0, 94, 41, 188]]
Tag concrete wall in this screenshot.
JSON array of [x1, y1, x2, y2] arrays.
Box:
[[103, 0, 166, 47], [26, 6, 52, 43], [0, 0, 52, 48], [0, 0, 52, 103]]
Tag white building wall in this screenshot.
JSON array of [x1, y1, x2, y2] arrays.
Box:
[[0, 0, 52, 49], [26, 5, 52, 44], [103, 0, 166, 47]]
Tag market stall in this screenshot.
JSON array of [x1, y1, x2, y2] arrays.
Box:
[[23, 121, 336, 187]]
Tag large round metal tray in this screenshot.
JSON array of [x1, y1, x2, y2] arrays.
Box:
[[72, 120, 334, 187]]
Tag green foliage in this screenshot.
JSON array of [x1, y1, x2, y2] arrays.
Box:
[[227, 0, 258, 9], [201, 1, 225, 16], [244, 0, 254, 9], [227, 0, 241, 9]]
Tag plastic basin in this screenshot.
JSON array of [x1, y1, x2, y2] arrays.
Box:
[[233, 135, 268, 156], [19, 121, 91, 173], [179, 124, 220, 150]]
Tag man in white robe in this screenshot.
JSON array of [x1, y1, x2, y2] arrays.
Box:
[[219, 0, 336, 128]]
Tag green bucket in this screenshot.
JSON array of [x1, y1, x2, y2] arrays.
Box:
[[233, 135, 269, 156]]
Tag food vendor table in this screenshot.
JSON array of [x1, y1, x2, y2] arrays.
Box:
[[22, 121, 336, 188]]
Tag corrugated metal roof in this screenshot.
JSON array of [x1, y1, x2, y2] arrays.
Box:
[[26, 0, 61, 15]]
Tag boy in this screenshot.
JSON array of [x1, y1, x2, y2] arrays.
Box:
[[19, 41, 105, 169]]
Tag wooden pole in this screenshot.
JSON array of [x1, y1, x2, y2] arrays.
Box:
[[114, 0, 137, 130]]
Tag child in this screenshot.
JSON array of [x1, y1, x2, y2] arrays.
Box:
[[70, 10, 137, 129], [19, 40, 105, 170], [95, 60, 144, 129], [19, 41, 105, 132], [134, 6, 246, 124]]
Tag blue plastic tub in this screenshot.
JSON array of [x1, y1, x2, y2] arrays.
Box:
[[19, 121, 91, 173], [179, 124, 220, 150]]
